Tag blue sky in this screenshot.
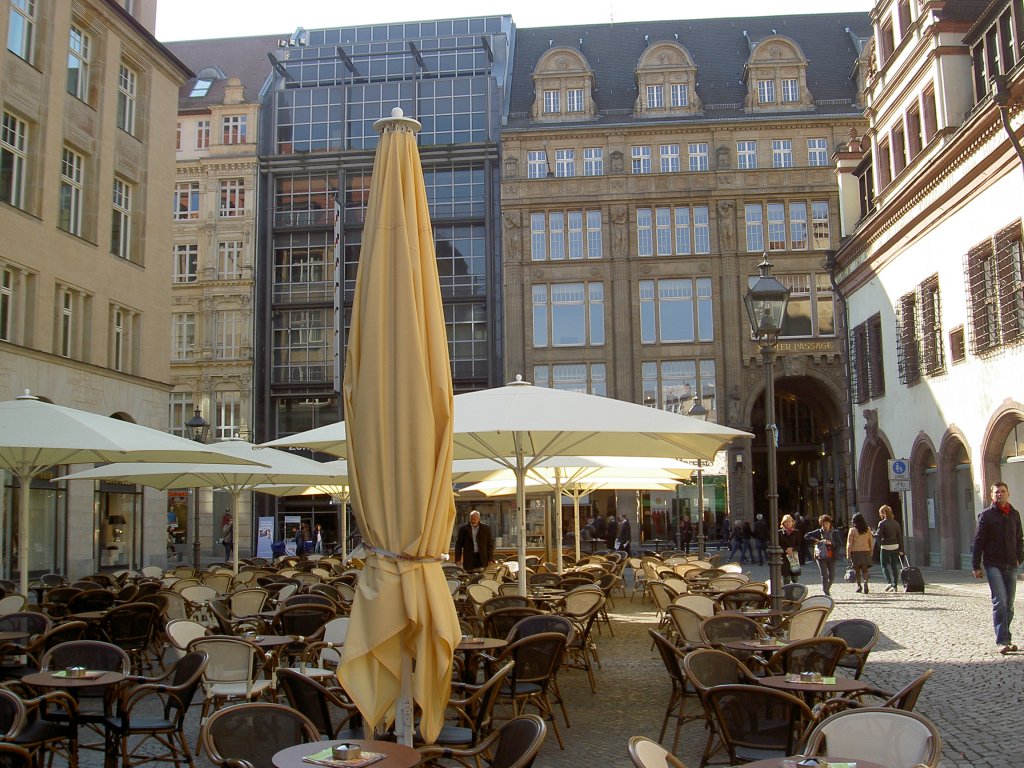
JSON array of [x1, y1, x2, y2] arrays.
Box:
[[157, 0, 873, 42]]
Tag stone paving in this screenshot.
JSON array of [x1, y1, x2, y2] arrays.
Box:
[[72, 563, 1023, 768]]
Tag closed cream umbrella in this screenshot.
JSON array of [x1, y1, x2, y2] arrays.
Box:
[[0, 392, 265, 595], [339, 108, 459, 746], [58, 439, 343, 573]]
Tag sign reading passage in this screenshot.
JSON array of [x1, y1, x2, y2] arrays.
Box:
[[888, 459, 910, 492]]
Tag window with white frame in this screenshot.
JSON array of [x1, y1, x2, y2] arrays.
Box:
[[214, 391, 241, 440], [527, 150, 548, 179], [567, 88, 584, 112], [636, 205, 710, 257], [1, 112, 28, 209], [660, 144, 680, 173], [532, 282, 605, 347], [640, 277, 714, 343], [647, 85, 664, 109], [189, 79, 212, 98], [774, 272, 835, 338], [530, 210, 602, 261], [222, 115, 247, 145], [0, 266, 12, 342], [781, 79, 799, 102], [811, 201, 830, 248], [789, 202, 808, 250], [168, 392, 193, 437], [196, 120, 210, 149], [543, 90, 561, 114], [58, 288, 74, 358], [172, 244, 198, 283], [171, 312, 195, 360], [641, 359, 717, 416], [807, 138, 829, 166], [219, 179, 245, 217], [772, 139, 793, 168], [67, 25, 91, 100], [217, 241, 243, 279], [214, 309, 242, 358], [688, 143, 709, 171], [745, 204, 764, 252], [670, 83, 688, 107], [632, 145, 652, 174], [767, 203, 786, 251], [583, 148, 603, 176], [110, 307, 126, 372], [533, 363, 607, 395], [555, 149, 575, 177], [757, 79, 775, 103], [737, 140, 757, 170], [111, 178, 132, 260], [7, 0, 35, 62], [117, 63, 137, 135], [174, 182, 199, 220], [58, 148, 84, 236]]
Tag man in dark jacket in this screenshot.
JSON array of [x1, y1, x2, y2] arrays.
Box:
[[753, 514, 769, 566], [616, 515, 632, 555], [972, 482, 1023, 654], [454, 510, 493, 571]]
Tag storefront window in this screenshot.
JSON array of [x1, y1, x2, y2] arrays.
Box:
[[3, 469, 67, 580], [97, 482, 141, 570]]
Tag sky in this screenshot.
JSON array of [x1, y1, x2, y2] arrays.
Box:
[[156, 0, 873, 42]]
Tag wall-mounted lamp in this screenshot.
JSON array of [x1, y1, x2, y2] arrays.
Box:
[[734, 453, 744, 471]]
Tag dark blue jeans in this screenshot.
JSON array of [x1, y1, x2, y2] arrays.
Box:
[[985, 564, 1018, 645], [816, 557, 836, 595], [880, 548, 901, 588]]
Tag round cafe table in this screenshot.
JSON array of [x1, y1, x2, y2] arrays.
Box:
[[740, 757, 887, 768], [455, 636, 507, 683], [273, 739, 419, 768], [0, 630, 30, 643], [758, 674, 868, 705]]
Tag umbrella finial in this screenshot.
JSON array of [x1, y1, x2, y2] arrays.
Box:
[[374, 106, 421, 134], [16, 389, 37, 400], [506, 374, 531, 387]]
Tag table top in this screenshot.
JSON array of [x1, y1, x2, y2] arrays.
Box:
[[0, 630, 30, 642], [241, 633, 295, 648], [23, 670, 125, 689], [67, 610, 109, 621], [722, 639, 790, 653], [738, 756, 887, 768], [273, 739, 420, 768], [759, 675, 868, 695], [456, 637, 507, 652]]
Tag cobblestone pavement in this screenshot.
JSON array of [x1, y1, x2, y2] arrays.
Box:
[[74, 564, 1023, 768]]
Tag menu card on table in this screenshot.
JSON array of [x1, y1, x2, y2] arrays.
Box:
[[302, 748, 386, 768]]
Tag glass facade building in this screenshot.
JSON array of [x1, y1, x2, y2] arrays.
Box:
[[255, 16, 513, 452]]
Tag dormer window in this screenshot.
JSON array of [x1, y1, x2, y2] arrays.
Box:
[[532, 48, 597, 121], [635, 41, 701, 117], [190, 79, 213, 98], [744, 36, 812, 113]]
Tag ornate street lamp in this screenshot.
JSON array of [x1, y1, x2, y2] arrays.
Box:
[[744, 255, 791, 613], [185, 407, 209, 571], [687, 397, 709, 560]]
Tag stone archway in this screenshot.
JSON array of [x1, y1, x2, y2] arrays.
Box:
[[938, 429, 973, 570], [857, 424, 901, 527], [981, 401, 1024, 491], [910, 434, 938, 566]]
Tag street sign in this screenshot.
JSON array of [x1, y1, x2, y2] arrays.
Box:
[[888, 459, 910, 492]]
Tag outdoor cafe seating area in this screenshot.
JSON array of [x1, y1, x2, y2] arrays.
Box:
[[0, 547, 942, 768]]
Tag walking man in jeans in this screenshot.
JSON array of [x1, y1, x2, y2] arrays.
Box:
[[972, 482, 1023, 655]]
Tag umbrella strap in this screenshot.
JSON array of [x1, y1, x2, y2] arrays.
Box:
[[366, 545, 444, 564]]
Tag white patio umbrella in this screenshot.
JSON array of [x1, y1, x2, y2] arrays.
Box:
[[266, 377, 751, 593], [460, 459, 692, 568], [57, 439, 344, 573], [253, 460, 352, 558], [0, 392, 266, 595]]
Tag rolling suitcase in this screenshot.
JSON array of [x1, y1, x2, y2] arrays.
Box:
[[900, 553, 925, 593]]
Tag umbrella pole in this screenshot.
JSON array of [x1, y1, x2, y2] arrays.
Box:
[[515, 435, 527, 597], [573, 489, 582, 564], [339, 493, 348, 561], [396, 650, 414, 746], [16, 466, 31, 597], [231, 489, 242, 575], [554, 470, 563, 575]]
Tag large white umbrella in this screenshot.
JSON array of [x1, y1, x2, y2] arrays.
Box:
[[254, 460, 352, 558], [267, 378, 751, 593], [58, 439, 343, 573], [0, 393, 266, 595]]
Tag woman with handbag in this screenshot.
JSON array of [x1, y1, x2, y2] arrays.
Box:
[[805, 514, 843, 596], [847, 513, 874, 593], [779, 514, 802, 584], [875, 504, 904, 592]]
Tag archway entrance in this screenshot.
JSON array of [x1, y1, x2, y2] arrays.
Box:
[[750, 376, 845, 527], [858, 439, 902, 526]]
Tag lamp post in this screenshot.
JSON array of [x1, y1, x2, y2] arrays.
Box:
[[185, 407, 209, 571], [687, 397, 709, 560], [744, 255, 791, 614]]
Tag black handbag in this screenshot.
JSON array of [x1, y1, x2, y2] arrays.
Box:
[[844, 566, 857, 582]]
